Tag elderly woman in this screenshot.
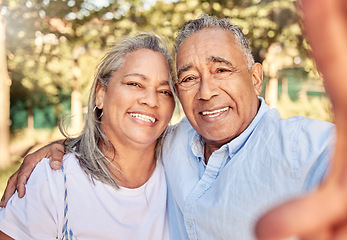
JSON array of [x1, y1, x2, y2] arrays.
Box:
[[0, 33, 175, 240]]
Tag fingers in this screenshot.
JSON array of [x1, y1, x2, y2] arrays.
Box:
[[16, 142, 66, 195], [301, 0, 347, 107], [0, 171, 19, 207], [0, 145, 53, 206], [256, 1, 347, 239], [49, 144, 65, 170], [16, 168, 29, 199], [335, 220, 347, 240], [255, 186, 346, 240], [15, 153, 40, 198], [13, 144, 60, 198], [301, 231, 332, 240]]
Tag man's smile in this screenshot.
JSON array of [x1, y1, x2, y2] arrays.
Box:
[[201, 107, 229, 117]]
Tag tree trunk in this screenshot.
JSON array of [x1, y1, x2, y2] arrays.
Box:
[[264, 43, 280, 108], [27, 97, 34, 134], [0, 14, 11, 168], [281, 76, 290, 100], [265, 77, 278, 108], [70, 59, 83, 135]]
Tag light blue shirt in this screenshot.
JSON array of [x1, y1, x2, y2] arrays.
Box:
[[162, 97, 335, 240]]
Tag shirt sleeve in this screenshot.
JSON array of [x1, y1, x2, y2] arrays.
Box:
[[0, 158, 65, 240], [294, 117, 336, 190]]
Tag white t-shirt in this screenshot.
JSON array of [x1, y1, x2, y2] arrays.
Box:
[[0, 153, 169, 240]]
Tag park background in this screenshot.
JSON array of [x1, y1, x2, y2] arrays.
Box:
[[0, 0, 333, 196]]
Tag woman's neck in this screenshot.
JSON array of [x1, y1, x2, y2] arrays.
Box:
[[101, 141, 157, 188]]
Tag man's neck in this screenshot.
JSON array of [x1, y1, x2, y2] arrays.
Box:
[[204, 143, 222, 164]]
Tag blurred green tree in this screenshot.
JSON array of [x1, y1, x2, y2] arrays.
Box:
[[1, 0, 324, 168], [145, 0, 316, 107], [5, 0, 161, 136]]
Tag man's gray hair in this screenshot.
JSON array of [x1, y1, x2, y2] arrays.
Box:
[[60, 33, 175, 188], [175, 15, 255, 69]]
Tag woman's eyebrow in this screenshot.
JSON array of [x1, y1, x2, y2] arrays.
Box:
[[160, 81, 171, 86], [124, 73, 170, 86], [124, 73, 147, 80]]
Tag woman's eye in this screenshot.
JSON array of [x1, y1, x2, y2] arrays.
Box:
[[160, 90, 173, 97], [127, 82, 140, 87]]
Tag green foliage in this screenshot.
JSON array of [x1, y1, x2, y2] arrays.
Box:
[[0, 160, 21, 197], [277, 96, 333, 122], [2, 0, 327, 132]]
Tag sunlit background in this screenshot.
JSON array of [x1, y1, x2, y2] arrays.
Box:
[[0, 0, 332, 196]]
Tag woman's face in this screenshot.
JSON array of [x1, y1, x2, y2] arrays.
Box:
[[96, 49, 175, 150]]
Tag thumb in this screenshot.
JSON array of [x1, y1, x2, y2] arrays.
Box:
[[49, 143, 65, 170], [255, 187, 344, 240]]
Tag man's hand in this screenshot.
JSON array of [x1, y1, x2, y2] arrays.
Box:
[[256, 0, 347, 239], [0, 142, 65, 207]]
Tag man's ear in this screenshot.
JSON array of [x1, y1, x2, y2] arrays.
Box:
[[95, 84, 106, 109], [251, 63, 263, 96]]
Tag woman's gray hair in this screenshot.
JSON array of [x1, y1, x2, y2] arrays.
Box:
[[175, 14, 255, 69], [60, 32, 175, 188]]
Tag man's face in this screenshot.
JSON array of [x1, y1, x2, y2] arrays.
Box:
[[176, 28, 263, 149]]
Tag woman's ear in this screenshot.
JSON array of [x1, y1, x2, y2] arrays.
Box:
[[95, 84, 106, 109], [251, 63, 263, 96]]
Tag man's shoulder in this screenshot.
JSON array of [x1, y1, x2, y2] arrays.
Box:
[[254, 109, 335, 148], [165, 117, 194, 140], [278, 115, 334, 134], [261, 108, 334, 130], [162, 117, 195, 162]]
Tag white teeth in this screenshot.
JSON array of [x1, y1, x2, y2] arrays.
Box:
[[130, 113, 156, 123], [202, 107, 229, 116]]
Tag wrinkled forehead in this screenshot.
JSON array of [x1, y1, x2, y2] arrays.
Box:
[[176, 29, 245, 69]]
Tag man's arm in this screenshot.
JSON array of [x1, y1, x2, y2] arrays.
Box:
[[0, 142, 65, 207], [256, 0, 347, 239], [0, 231, 14, 240]]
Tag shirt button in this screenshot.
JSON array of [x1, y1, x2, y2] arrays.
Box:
[[200, 183, 206, 189], [186, 220, 193, 228]]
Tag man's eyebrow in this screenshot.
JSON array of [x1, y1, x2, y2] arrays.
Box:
[[207, 56, 237, 69], [177, 64, 193, 79]]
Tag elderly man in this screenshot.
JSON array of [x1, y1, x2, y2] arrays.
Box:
[[162, 15, 334, 239], [1, 15, 337, 240]]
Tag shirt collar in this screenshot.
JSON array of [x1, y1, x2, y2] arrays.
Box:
[[189, 97, 270, 159]]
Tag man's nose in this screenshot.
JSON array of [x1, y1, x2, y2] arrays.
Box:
[[197, 75, 219, 100]]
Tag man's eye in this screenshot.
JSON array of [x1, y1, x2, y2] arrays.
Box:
[[216, 68, 230, 73], [181, 76, 195, 83]]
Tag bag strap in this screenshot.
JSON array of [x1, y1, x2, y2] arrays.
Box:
[[61, 166, 77, 240]]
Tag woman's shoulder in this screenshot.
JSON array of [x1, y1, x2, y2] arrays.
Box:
[[27, 157, 64, 186], [0, 157, 68, 239]]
